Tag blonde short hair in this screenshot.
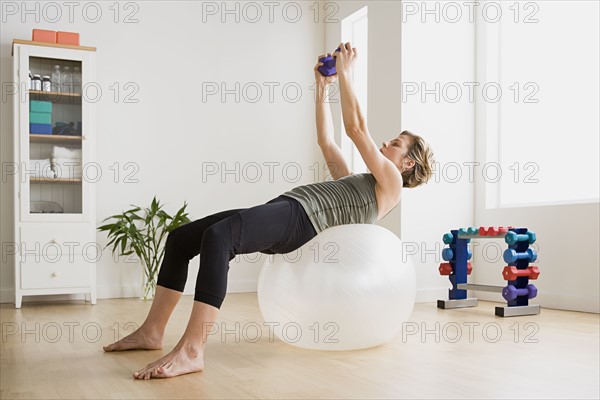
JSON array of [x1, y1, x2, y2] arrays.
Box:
[[399, 130, 435, 188]]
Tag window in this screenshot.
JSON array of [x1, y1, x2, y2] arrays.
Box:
[[482, 1, 599, 207], [341, 6, 368, 174]]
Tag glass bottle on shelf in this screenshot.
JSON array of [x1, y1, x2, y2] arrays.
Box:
[[61, 66, 72, 93], [42, 76, 51, 92], [32, 74, 42, 91], [51, 64, 61, 92], [72, 66, 82, 94], [28, 70, 32, 90]]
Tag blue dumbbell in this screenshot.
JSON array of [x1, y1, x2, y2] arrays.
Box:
[[458, 226, 478, 235], [442, 248, 453, 261], [442, 247, 472, 261], [503, 248, 537, 264], [318, 47, 342, 76], [505, 231, 537, 245], [502, 284, 537, 301], [442, 232, 454, 244], [446, 232, 470, 243]]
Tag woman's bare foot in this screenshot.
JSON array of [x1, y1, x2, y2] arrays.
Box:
[[103, 325, 164, 352], [133, 343, 204, 379]]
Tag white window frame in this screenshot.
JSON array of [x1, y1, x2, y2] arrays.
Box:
[[341, 6, 368, 174]]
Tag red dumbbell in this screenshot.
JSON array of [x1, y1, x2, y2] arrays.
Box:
[[439, 263, 452, 275], [439, 262, 472, 275], [502, 265, 540, 280], [479, 226, 498, 236], [479, 226, 510, 236]]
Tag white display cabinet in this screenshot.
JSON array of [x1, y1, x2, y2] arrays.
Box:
[[11, 40, 97, 308]]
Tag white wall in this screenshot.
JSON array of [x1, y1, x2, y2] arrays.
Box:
[[473, 1, 600, 313], [0, 1, 323, 303], [399, 1, 476, 302]]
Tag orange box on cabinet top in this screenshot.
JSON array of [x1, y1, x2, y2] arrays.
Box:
[[32, 29, 56, 43], [56, 31, 80, 46]]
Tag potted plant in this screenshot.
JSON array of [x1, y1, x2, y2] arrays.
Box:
[[97, 196, 191, 300]]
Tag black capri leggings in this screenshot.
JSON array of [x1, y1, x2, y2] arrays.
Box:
[[156, 195, 317, 309]]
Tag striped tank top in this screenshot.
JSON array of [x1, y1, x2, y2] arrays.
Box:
[[281, 173, 379, 234]]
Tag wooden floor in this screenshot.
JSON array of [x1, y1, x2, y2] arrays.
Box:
[[1, 293, 598, 399]]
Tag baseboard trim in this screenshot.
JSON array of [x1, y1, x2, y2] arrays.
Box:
[[0, 279, 265, 305], [2, 285, 598, 314]]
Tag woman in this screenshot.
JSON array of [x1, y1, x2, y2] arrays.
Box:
[[103, 42, 435, 379]]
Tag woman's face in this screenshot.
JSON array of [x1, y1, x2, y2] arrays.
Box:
[[379, 134, 414, 172]]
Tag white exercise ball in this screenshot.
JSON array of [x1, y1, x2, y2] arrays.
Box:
[[257, 224, 416, 351]]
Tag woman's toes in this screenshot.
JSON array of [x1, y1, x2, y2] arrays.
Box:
[[103, 342, 117, 351], [135, 366, 150, 379], [154, 365, 171, 378]]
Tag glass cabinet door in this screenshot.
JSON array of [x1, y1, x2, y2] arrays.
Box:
[[17, 45, 94, 222]]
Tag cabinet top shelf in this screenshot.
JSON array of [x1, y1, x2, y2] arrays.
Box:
[[12, 39, 97, 56], [28, 90, 82, 105], [30, 134, 82, 143], [29, 90, 81, 97]]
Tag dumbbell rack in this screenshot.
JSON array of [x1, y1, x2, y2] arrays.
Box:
[[437, 226, 541, 317]]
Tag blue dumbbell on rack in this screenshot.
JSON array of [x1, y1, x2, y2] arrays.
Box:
[[503, 248, 537, 264], [442, 233, 454, 244], [458, 227, 478, 235], [443, 232, 470, 244], [502, 284, 538, 301], [505, 231, 537, 245], [442, 248, 453, 261], [442, 248, 472, 261]]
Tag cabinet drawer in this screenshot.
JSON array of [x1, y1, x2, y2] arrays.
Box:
[[20, 257, 92, 289], [20, 223, 94, 257]]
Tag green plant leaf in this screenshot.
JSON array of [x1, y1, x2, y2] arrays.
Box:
[[120, 235, 127, 253], [151, 197, 158, 214], [130, 212, 143, 221], [97, 223, 114, 231], [97, 196, 193, 279]]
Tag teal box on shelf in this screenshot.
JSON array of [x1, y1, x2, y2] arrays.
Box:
[[29, 111, 52, 125], [30, 100, 52, 114]]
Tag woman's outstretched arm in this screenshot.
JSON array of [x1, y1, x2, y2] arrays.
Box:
[[335, 43, 403, 194], [335, 45, 365, 135], [314, 54, 352, 180]]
